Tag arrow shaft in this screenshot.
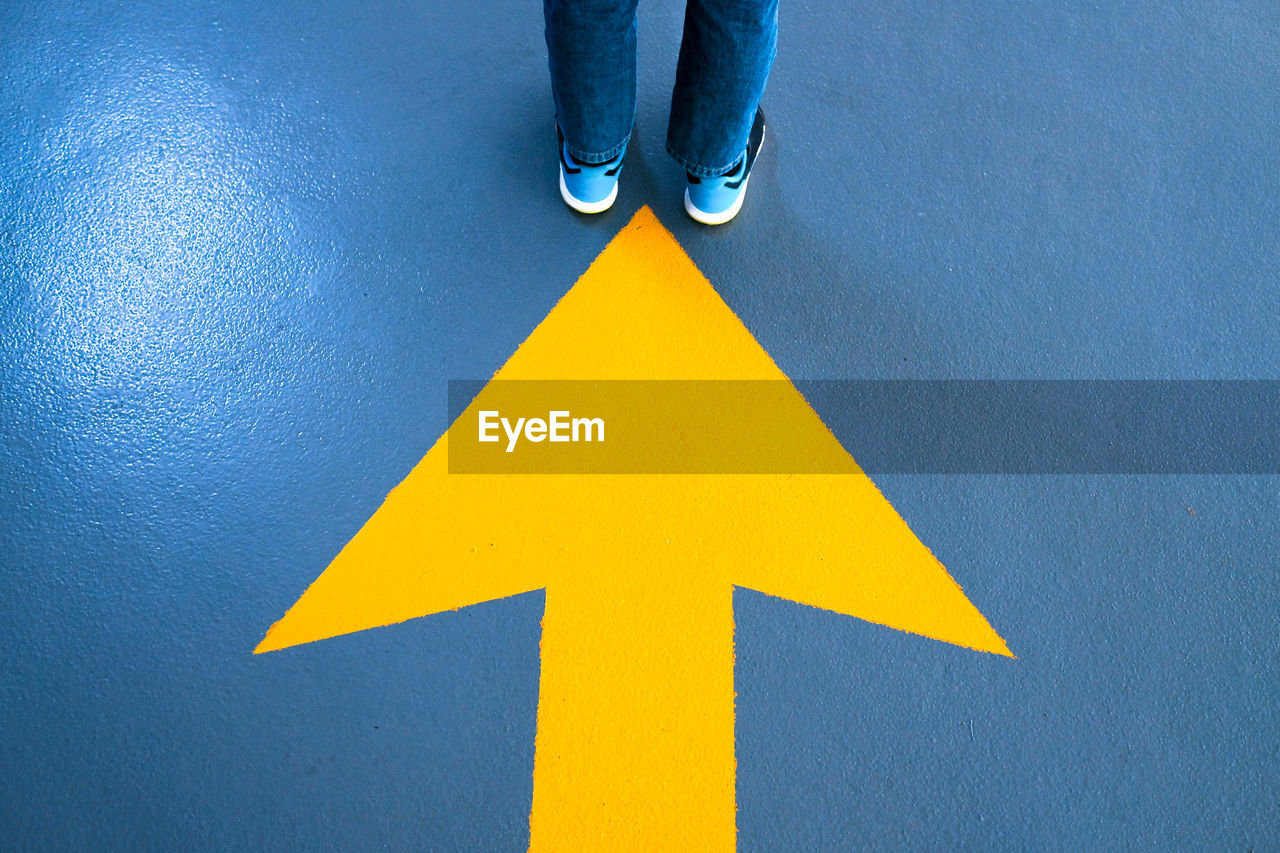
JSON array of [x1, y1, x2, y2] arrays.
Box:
[[529, 577, 737, 851]]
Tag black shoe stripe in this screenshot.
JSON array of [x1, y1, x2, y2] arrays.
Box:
[[557, 124, 625, 176], [723, 108, 766, 189], [562, 148, 622, 176], [556, 125, 581, 174]]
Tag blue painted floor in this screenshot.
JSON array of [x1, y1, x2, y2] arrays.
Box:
[[2, 0, 1278, 848]]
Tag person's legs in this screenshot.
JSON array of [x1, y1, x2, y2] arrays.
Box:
[[665, 0, 778, 178], [545, 0, 640, 165]]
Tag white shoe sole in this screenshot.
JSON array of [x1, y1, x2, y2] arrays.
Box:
[[560, 166, 618, 214]]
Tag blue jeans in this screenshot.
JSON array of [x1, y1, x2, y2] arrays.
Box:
[[544, 0, 778, 177]]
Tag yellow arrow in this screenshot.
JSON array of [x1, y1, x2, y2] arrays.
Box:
[[255, 206, 1011, 851]]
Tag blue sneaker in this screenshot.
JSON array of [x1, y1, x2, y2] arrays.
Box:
[[684, 107, 766, 225], [558, 125, 623, 214]]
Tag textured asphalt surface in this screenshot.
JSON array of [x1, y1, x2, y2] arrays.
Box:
[[2, 0, 1278, 848]]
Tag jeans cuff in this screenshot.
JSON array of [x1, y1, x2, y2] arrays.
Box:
[[665, 144, 744, 179], [565, 130, 631, 166]]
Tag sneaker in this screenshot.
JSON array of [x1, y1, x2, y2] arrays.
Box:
[[684, 107, 766, 225], [558, 125, 624, 214]]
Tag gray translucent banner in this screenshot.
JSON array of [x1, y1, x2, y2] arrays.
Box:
[[447, 380, 1280, 474]]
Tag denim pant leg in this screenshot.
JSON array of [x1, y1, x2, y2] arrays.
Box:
[[544, 0, 639, 164], [666, 0, 779, 177]]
